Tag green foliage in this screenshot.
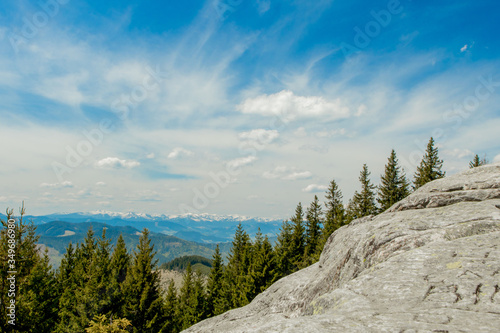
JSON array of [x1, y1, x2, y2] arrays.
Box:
[[413, 137, 445, 189], [290, 203, 306, 270], [469, 154, 488, 168], [123, 228, 166, 333], [320, 179, 345, 253], [0, 204, 59, 333], [206, 245, 226, 317], [304, 196, 322, 263], [378, 149, 410, 212], [347, 164, 378, 220], [85, 314, 132, 333], [160, 255, 213, 272], [273, 220, 294, 281], [163, 281, 180, 333]]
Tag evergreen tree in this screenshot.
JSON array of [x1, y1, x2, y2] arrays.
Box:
[[378, 149, 410, 212], [56, 243, 80, 333], [290, 203, 306, 270], [248, 230, 275, 299], [273, 220, 294, 281], [224, 223, 252, 308], [109, 234, 130, 318], [123, 228, 165, 333], [304, 196, 322, 264], [469, 154, 488, 168], [178, 263, 198, 330], [85, 314, 132, 333], [0, 205, 59, 333], [413, 137, 445, 189], [347, 164, 378, 220], [163, 281, 180, 333], [319, 179, 345, 253], [206, 245, 225, 317]]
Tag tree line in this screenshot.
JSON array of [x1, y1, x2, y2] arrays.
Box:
[[0, 138, 489, 332]]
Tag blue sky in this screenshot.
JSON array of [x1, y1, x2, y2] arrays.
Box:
[[1, 0, 499, 218]]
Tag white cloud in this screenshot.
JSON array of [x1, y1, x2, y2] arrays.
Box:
[[226, 156, 257, 169], [168, 147, 194, 159], [237, 90, 350, 122], [283, 171, 313, 180], [444, 148, 473, 159], [146, 153, 155, 159], [96, 182, 106, 186], [0, 196, 7, 203], [302, 184, 328, 193], [95, 157, 140, 169], [493, 154, 500, 163], [238, 129, 279, 145], [40, 181, 74, 189], [460, 44, 468, 52], [263, 166, 312, 180]]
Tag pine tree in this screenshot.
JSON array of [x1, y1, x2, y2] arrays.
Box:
[[378, 149, 410, 212], [319, 179, 345, 253], [304, 196, 322, 265], [413, 137, 445, 189], [206, 245, 225, 317], [178, 263, 197, 330], [290, 203, 306, 270], [0, 205, 59, 333], [123, 228, 165, 333], [273, 220, 294, 281], [163, 281, 180, 333], [109, 234, 130, 318], [224, 223, 252, 308], [469, 154, 488, 168], [248, 229, 276, 299], [347, 164, 378, 220], [56, 243, 80, 333]]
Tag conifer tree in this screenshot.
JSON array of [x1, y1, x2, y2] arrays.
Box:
[[224, 223, 252, 308], [206, 245, 225, 317], [378, 149, 410, 212], [163, 281, 180, 333], [413, 137, 445, 189], [290, 203, 306, 270], [109, 234, 130, 318], [347, 164, 378, 220], [0, 205, 59, 333], [178, 263, 198, 330], [249, 229, 275, 299], [304, 196, 322, 265], [469, 154, 488, 168], [273, 220, 294, 281], [319, 179, 345, 253], [123, 228, 165, 333]]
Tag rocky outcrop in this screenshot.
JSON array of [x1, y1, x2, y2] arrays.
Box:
[[184, 163, 500, 332]]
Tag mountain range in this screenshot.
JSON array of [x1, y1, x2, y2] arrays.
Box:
[[0, 211, 284, 268]]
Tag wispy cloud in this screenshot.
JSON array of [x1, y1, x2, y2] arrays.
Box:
[[263, 166, 312, 180]]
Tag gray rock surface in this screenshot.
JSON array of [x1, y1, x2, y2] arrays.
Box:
[[184, 163, 500, 332]]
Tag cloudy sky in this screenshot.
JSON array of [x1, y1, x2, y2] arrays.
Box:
[[0, 0, 499, 218]]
